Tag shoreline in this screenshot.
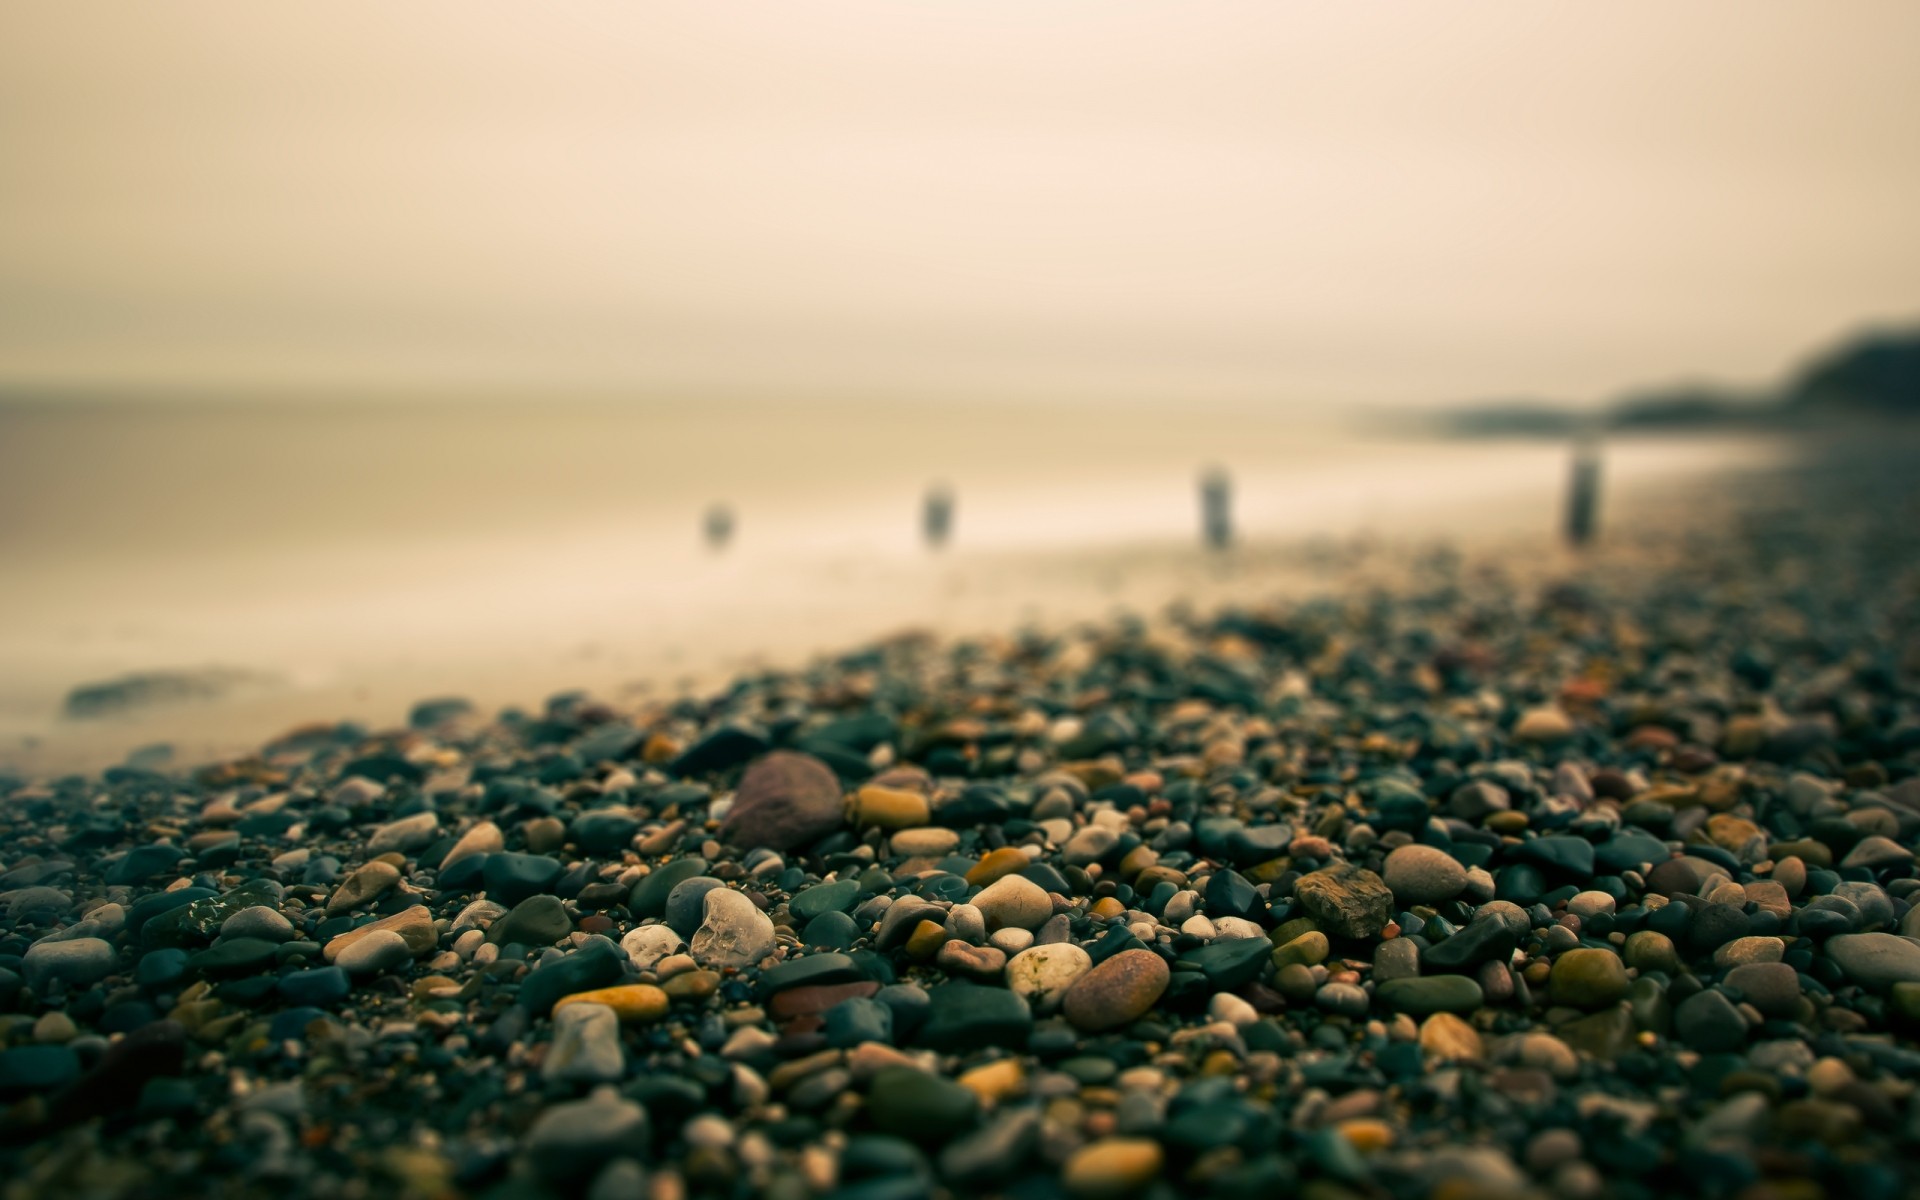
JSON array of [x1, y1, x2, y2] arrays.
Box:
[[1, 429, 1798, 779]]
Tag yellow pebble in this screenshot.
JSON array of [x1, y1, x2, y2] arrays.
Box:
[[1337, 1118, 1395, 1152], [552, 984, 671, 1023], [966, 848, 1030, 887], [1061, 1138, 1163, 1198], [850, 785, 932, 830], [956, 1059, 1026, 1106]]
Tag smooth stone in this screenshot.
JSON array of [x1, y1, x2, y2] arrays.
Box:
[[483, 853, 564, 906], [334, 929, 412, 975], [620, 925, 685, 970], [1178, 936, 1271, 988], [1828, 933, 1920, 990], [791, 879, 860, 922], [544, 1002, 625, 1085], [917, 982, 1034, 1050], [1549, 948, 1630, 1009], [1376, 975, 1484, 1014], [689, 888, 776, 969], [220, 905, 294, 943], [1423, 916, 1518, 973], [22, 937, 115, 991], [973, 875, 1053, 932], [1006, 943, 1093, 1010], [1383, 845, 1468, 905], [851, 785, 932, 830], [326, 905, 437, 961], [1373, 937, 1421, 983], [327, 861, 401, 914], [1675, 988, 1748, 1052], [721, 751, 846, 851], [366, 810, 438, 854], [1061, 949, 1169, 1032], [1841, 835, 1912, 872], [824, 996, 895, 1047], [278, 965, 351, 1007], [630, 858, 711, 919], [1723, 962, 1801, 1018], [440, 821, 505, 869], [1622, 930, 1680, 974], [549, 983, 670, 1024], [525, 1090, 649, 1181], [490, 895, 574, 947], [1062, 1138, 1163, 1198], [804, 911, 860, 949], [664, 877, 727, 939], [520, 938, 627, 1014], [866, 1065, 979, 1144], [1271, 931, 1330, 970], [891, 827, 961, 858], [1419, 1012, 1484, 1062]]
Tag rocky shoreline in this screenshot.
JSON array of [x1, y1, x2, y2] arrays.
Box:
[[4, 452, 1920, 1200]]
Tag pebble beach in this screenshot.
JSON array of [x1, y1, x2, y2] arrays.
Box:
[[4, 438, 1920, 1200]]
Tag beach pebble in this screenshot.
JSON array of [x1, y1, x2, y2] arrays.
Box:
[[690, 888, 775, 969], [334, 930, 412, 976], [1294, 863, 1393, 938], [1006, 944, 1092, 1010], [1061, 949, 1168, 1032], [721, 752, 845, 851], [1383, 844, 1468, 905], [22, 938, 115, 992], [973, 874, 1052, 932], [220, 905, 295, 943], [544, 1002, 625, 1085]]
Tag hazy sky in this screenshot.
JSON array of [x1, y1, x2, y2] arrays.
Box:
[[2, 2, 1917, 408]]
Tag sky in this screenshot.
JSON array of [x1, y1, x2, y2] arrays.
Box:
[[1, 2, 1917, 409]]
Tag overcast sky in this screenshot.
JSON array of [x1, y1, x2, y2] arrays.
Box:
[[2, 2, 1916, 408]]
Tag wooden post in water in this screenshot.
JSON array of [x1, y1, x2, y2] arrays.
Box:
[[1200, 466, 1233, 550], [703, 502, 735, 552], [922, 483, 954, 550], [1564, 435, 1602, 547]]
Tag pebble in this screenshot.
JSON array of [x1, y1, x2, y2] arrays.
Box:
[[1294, 863, 1393, 939], [1006, 943, 1094, 1010], [690, 888, 776, 969], [1383, 844, 1468, 905], [1549, 948, 1630, 1009], [334, 929, 413, 976], [1061, 1138, 1163, 1198], [973, 874, 1053, 932], [1828, 932, 1920, 989], [720, 751, 845, 851], [21, 937, 115, 991], [1061, 949, 1168, 1032], [544, 1002, 625, 1084]]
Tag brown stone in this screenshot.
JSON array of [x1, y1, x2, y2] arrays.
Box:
[[720, 752, 845, 852], [1061, 949, 1169, 1032]]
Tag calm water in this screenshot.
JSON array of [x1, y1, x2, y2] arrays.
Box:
[[0, 398, 1787, 770]]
